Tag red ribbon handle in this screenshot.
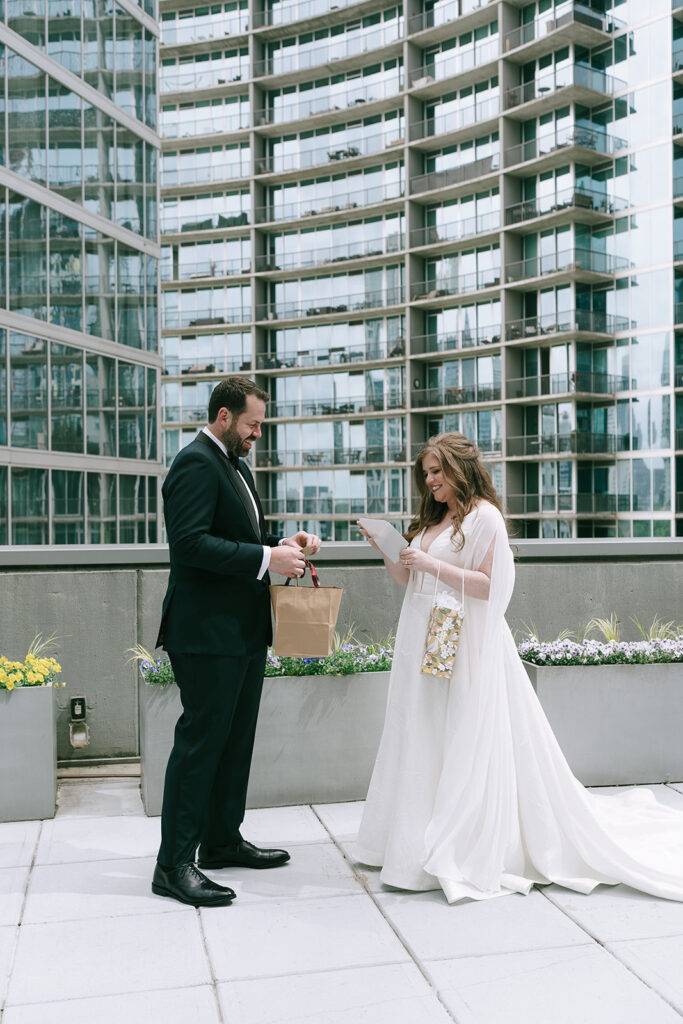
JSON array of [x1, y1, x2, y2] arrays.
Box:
[[283, 558, 320, 587]]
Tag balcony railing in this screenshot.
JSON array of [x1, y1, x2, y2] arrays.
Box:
[[412, 96, 500, 141], [407, 0, 493, 35], [255, 444, 407, 467], [162, 162, 250, 188], [160, 67, 247, 93], [253, 0, 360, 28], [254, 236, 404, 272], [504, 64, 625, 111], [502, 5, 624, 53], [256, 339, 405, 369], [162, 259, 251, 282], [256, 288, 403, 321], [163, 404, 211, 423], [507, 432, 617, 456], [255, 77, 403, 127], [411, 211, 500, 248], [261, 497, 405, 515], [507, 492, 617, 514], [410, 154, 499, 195], [268, 393, 406, 417], [413, 326, 502, 353], [163, 357, 248, 376], [506, 309, 630, 339], [410, 38, 499, 87], [254, 183, 403, 223], [161, 111, 250, 140], [504, 186, 627, 226], [411, 384, 501, 408], [411, 268, 500, 300], [253, 25, 403, 76], [505, 126, 626, 167], [255, 129, 404, 175], [505, 247, 628, 282], [507, 371, 628, 398]]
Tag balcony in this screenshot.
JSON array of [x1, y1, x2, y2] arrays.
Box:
[[261, 496, 405, 515], [507, 432, 618, 457], [255, 339, 405, 370], [410, 211, 500, 250], [163, 404, 210, 424], [253, 0, 364, 29], [505, 126, 627, 170], [407, 0, 498, 37], [506, 310, 630, 340], [504, 64, 626, 117], [254, 77, 403, 129], [507, 492, 617, 515], [252, 24, 403, 78], [256, 288, 403, 322], [254, 236, 404, 273], [504, 186, 627, 228], [411, 96, 500, 144], [255, 128, 404, 177], [507, 371, 629, 398], [162, 258, 251, 283], [412, 325, 502, 354], [410, 154, 499, 195], [162, 357, 248, 376], [410, 37, 499, 90], [267, 393, 406, 418], [505, 247, 629, 285], [255, 444, 407, 467], [411, 267, 500, 302], [411, 383, 501, 408], [254, 183, 403, 224], [502, 5, 626, 62]]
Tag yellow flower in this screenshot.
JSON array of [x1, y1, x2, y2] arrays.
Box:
[[6, 680, 14, 691], [0, 669, 7, 684], [26, 671, 37, 684]]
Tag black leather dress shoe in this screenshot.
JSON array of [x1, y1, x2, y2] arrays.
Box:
[[198, 839, 291, 870], [152, 862, 236, 907]]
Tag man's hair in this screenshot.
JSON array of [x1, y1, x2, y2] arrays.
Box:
[[208, 377, 269, 423]]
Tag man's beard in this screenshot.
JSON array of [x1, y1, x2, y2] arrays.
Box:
[[221, 422, 250, 458]]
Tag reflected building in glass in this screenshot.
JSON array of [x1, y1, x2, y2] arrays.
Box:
[[160, 0, 681, 540], [0, 0, 161, 544]]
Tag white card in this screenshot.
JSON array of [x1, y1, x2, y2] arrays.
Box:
[[358, 517, 408, 564]]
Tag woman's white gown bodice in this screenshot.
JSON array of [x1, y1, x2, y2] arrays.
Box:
[[355, 503, 683, 904]]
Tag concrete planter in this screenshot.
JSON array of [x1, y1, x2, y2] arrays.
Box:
[[524, 661, 683, 786], [0, 686, 57, 822], [140, 671, 391, 815]]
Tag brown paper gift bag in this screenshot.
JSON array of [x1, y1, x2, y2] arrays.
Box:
[[270, 560, 343, 657]]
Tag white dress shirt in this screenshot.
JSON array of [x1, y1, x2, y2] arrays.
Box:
[[202, 426, 271, 580]]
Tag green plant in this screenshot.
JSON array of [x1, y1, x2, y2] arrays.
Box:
[[0, 633, 64, 691], [631, 615, 679, 641], [586, 614, 621, 642]]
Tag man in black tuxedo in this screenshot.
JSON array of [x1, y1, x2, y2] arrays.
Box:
[[152, 377, 321, 907]]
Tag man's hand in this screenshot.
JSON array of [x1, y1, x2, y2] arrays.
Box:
[[283, 531, 322, 556], [270, 544, 306, 578]]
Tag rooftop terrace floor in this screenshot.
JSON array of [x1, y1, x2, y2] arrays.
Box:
[[2, 777, 683, 1023]]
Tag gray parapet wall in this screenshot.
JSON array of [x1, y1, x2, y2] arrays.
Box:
[[0, 539, 682, 762]]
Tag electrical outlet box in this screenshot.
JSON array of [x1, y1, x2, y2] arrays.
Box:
[[70, 697, 86, 721]]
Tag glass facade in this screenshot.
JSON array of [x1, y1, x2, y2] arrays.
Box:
[[159, 0, 682, 540], [1, 0, 162, 545]]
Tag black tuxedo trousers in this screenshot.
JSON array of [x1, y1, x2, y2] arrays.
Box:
[[157, 649, 266, 868]]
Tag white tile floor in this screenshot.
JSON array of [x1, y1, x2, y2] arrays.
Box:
[[1, 779, 683, 1023]]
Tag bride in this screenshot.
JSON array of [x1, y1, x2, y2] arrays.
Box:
[[355, 431, 683, 904]]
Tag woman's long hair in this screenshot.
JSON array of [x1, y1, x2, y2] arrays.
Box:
[[405, 432, 505, 550]]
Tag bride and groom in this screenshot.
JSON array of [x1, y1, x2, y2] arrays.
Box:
[[152, 375, 683, 908]]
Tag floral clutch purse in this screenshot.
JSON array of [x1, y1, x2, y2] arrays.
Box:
[[421, 565, 465, 678]]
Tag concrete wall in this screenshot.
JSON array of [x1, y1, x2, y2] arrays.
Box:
[[1, 539, 682, 761]]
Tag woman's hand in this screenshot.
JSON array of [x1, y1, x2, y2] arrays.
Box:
[[399, 548, 438, 575], [356, 522, 380, 551]]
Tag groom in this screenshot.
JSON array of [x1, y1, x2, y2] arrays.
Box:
[[153, 376, 321, 907]]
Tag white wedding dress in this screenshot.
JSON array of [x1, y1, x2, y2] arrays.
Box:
[[355, 501, 683, 903]]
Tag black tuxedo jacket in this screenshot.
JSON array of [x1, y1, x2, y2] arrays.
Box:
[[156, 431, 280, 656]]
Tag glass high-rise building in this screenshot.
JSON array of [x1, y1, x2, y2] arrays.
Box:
[[0, 0, 162, 545], [160, 0, 680, 540]]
